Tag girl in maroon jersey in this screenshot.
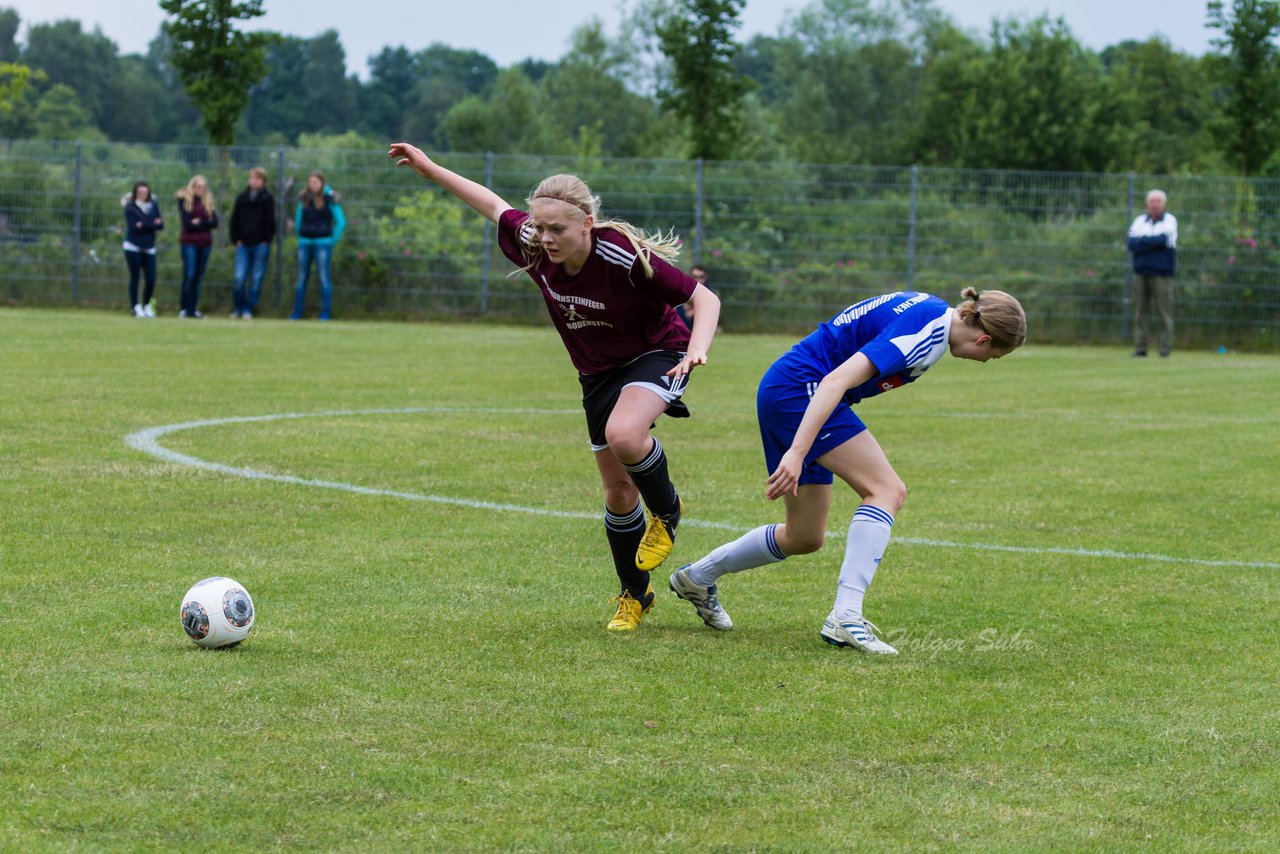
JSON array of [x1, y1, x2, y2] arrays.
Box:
[[390, 142, 721, 632]]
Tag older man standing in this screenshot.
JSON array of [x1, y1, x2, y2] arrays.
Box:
[[1127, 189, 1178, 357]]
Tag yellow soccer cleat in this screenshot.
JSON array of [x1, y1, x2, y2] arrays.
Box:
[[635, 499, 683, 571], [606, 585, 655, 632]]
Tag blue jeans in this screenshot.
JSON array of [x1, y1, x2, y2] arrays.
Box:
[[294, 242, 333, 317], [233, 243, 272, 314], [180, 244, 211, 314]]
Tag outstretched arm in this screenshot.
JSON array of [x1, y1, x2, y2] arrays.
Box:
[[765, 352, 878, 501], [388, 142, 511, 224]]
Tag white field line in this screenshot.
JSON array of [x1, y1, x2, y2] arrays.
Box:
[[124, 408, 1280, 571]]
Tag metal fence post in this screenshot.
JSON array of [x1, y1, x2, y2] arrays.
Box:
[[1123, 172, 1135, 341], [71, 141, 83, 301], [694, 158, 704, 266], [907, 164, 918, 289], [275, 146, 286, 309], [480, 151, 494, 314]]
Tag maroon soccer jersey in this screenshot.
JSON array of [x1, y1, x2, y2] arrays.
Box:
[[497, 208, 695, 375]]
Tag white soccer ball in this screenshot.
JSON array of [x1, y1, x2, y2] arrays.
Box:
[[180, 576, 255, 648]]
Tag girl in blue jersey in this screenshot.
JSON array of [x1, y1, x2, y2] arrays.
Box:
[[669, 287, 1026, 653]]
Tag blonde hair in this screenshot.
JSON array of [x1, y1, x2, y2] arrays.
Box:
[[175, 175, 215, 214], [517, 174, 681, 278], [249, 166, 268, 182], [955, 287, 1026, 350]]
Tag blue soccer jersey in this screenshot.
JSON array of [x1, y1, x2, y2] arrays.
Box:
[[775, 292, 953, 404], [756, 292, 954, 486]]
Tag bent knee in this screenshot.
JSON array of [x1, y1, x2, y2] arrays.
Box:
[[603, 481, 639, 510], [603, 427, 651, 464], [779, 529, 824, 555]]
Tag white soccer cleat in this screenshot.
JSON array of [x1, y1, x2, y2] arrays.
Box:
[[668, 565, 733, 630], [132, 304, 146, 318], [143, 303, 156, 318], [820, 612, 898, 654]]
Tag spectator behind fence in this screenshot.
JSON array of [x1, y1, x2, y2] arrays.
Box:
[[122, 181, 163, 318], [229, 166, 277, 320], [676, 264, 710, 329], [1127, 189, 1177, 357], [176, 175, 219, 319], [290, 171, 345, 321]]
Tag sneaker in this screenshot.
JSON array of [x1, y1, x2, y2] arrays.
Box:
[[636, 498, 682, 571], [191, 310, 204, 319], [289, 312, 302, 320], [132, 304, 145, 318], [143, 303, 156, 318], [241, 310, 253, 320], [606, 585, 655, 632], [1132, 350, 1148, 357], [820, 612, 898, 654], [230, 310, 241, 319], [318, 312, 331, 321], [178, 310, 189, 318], [669, 565, 732, 630]]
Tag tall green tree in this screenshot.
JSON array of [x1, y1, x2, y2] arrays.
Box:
[[657, 0, 751, 160], [22, 20, 123, 135], [0, 8, 20, 62], [1207, 0, 1280, 175], [914, 16, 1133, 172], [764, 0, 942, 165], [158, 0, 276, 145], [1102, 38, 1219, 173], [246, 31, 358, 142]]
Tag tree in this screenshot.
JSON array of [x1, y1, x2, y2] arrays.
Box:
[[361, 46, 417, 139], [22, 20, 122, 136], [0, 8, 20, 62], [0, 61, 35, 116], [764, 0, 943, 165], [158, 0, 277, 145], [540, 21, 670, 158], [1102, 38, 1219, 173], [914, 16, 1133, 172], [657, 0, 751, 160], [246, 31, 358, 142], [34, 82, 104, 140], [1207, 0, 1280, 175]]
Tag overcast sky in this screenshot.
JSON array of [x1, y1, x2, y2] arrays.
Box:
[[6, 0, 1217, 76]]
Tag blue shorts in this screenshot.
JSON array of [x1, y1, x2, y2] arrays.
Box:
[[756, 361, 867, 487]]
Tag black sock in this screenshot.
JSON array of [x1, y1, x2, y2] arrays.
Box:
[[622, 438, 679, 520], [605, 502, 648, 598]]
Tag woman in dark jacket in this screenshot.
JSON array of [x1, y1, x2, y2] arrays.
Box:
[[122, 181, 163, 317], [229, 166, 276, 319], [176, 175, 219, 319]]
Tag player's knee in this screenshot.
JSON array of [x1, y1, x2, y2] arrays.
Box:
[[780, 528, 824, 555], [604, 425, 649, 463], [880, 478, 906, 515], [603, 481, 638, 509]]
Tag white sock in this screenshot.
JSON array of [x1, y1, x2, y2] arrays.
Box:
[[833, 505, 894, 618], [687, 524, 786, 587]]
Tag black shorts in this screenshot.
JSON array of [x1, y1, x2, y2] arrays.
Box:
[[579, 349, 691, 451]]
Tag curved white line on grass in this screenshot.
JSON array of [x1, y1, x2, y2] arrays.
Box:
[[125, 408, 1280, 571]]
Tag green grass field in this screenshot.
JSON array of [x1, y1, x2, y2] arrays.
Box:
[[3, 308, 1279, 851]]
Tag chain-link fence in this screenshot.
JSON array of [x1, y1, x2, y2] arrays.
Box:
[[2, 139, 1277, 348]]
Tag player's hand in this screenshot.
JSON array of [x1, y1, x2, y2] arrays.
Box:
[[667, 350, 707, 379], [388, 142, 435, 179], [766, 449, 805, 501]]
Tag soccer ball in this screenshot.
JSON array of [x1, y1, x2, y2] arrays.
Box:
[[180, 576, 255, 648]]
